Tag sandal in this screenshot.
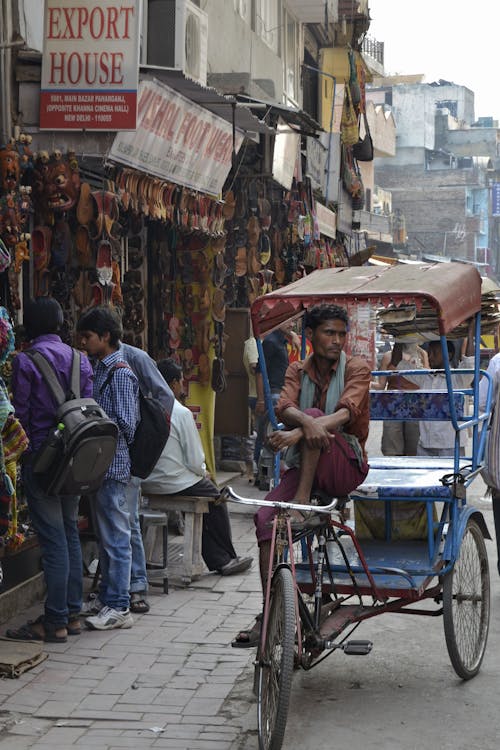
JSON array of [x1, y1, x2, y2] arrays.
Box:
[[289, 510, 324, 531], [67, 616, 82, 636], [232, 614, 262, 649], [6, 614, 67, 643], [130, 592, 150, 614]]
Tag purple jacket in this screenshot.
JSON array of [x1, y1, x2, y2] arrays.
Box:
[[12, 334, 93, 453]]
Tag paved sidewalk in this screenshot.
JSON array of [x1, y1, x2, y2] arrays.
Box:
[[0, 423, 495, 749], [0, 476, 264, 750]]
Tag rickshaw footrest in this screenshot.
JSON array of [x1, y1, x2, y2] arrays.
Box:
[[342, 640, 373, 655]]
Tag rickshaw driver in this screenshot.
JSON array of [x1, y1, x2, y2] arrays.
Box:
[[233, 303, 371, 648]]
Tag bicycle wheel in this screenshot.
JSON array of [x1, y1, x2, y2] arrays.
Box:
[[257, 566, 296, 750], [442, 518, 490, 680]]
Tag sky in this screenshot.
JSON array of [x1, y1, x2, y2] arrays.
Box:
[[368, 0, 499, 120]]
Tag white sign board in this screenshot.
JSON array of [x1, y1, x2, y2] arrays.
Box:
[[272, 120, 300, 190], [40, 0, 140, 130], [109, 79, 243, 196]]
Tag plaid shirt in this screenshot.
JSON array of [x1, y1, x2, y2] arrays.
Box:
[[93, 350, 140, 483]]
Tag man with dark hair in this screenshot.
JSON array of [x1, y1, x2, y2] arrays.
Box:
[[233, 303, 371, 647], [77, 307, 140, 630], [7, 298, 93, 643], [117, 340, 174, 615], [142, 358, 252, 576]]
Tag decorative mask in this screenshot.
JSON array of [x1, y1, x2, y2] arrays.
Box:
[[32, 150, 81, 216], [0, 143, 20, 193]]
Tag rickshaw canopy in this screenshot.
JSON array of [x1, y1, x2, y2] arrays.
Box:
[[250, 263, 483, 337]]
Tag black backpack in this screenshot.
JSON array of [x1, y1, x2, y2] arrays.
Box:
[[101, 363, 170, 479], [27, 349, 118, 495]]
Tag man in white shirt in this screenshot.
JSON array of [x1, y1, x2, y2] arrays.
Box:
[[142, 359, 253, 576], [479, 349, 500, 575], [402, 332, 474, 456]]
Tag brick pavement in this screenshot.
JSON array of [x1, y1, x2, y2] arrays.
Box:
[[0, 423, 493, 749], [0, 475, 264, 750]]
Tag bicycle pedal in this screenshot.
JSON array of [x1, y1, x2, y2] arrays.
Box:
[[342, 640, 373, 656]]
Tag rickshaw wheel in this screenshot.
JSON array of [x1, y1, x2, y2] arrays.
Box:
[[442, 518, 490, 680], [257, 567, 295, 750]]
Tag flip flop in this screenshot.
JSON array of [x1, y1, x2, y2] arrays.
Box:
[[6, 614, 67, 643], [290, 510, 325, 531], [232, 614, 262, 649], [130, 592, 150, 614]]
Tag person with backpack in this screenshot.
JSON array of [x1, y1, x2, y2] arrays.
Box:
[[77, 307, 140, 630], [110, 335, 174, 615], [6, 298, 93, 643]]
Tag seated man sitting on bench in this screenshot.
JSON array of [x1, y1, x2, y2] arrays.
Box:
[[142, 359, 252, 577]]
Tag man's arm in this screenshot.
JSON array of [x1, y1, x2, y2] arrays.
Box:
[[177, 407, 207, 477], [479, 354, 500, 411], [11, 354, 32, 442], [121, 345, 174, 413], [112, 370, 140, 444], [270, 358, 371, 452]]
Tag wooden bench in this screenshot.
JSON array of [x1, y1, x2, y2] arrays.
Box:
[[143, 494, 213, 585]]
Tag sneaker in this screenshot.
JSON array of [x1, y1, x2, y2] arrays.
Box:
[[85, 606, 133, 631], [80, 594, 104, 616]]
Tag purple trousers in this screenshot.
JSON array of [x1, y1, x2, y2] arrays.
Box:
[[254, 409, 368, 543]]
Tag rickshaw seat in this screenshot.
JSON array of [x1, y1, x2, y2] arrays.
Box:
[[370, 389, 467, 421], [352, 465, 457, 499]]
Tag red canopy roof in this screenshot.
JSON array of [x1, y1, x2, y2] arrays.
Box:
[[250, 263, 482, 337]]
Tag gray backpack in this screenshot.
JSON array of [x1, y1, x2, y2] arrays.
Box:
[[27, 349, 118, 495]]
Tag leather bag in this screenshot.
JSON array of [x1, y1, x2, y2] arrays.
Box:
[[352, 111, 374, 162]]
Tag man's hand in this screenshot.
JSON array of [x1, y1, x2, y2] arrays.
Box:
[[255, 399, 266, 416], [267, 427, 302, 452], [301, 417, 332, 450]]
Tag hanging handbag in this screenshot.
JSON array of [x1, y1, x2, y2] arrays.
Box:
[[341, 86, 359, 147], [352, 111, 374, 162], [348, 49, 361, 107], [342, 146, 364, 200], [2, 413, 29, 464]]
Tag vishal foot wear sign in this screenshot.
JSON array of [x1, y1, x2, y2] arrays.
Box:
[[39, 0, 140, 130], [109, 79, 244, 196]]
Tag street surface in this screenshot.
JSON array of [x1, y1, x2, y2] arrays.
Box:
[[0, 423, 498, 749]]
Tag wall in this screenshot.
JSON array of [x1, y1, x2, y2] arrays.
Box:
[[206, 4, 285, 103], [445, 127, 500, 159], [375, 163, 485, 257], [368, 81, 476, 166]]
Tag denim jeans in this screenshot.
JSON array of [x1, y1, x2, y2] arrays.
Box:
[[95, 478, 131, 610], [22, 464, 82, 628], [125, 477, 148, 593]]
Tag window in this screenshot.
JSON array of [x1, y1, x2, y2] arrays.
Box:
[[233, 0, 251, 23], [255, 0, 279, 53], [283, 6, 300, 105]]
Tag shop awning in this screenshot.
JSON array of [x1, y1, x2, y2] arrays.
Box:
[[235, 94, 322, 136], [140, 66, 275, 136]]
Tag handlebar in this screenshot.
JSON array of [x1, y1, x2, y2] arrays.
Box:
[[221, 486, 339, 514]]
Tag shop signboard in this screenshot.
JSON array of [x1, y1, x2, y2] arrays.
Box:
[[39, 0, 140, 130], [109, 79, 243, 196], [306, 136, 326, 192], [315, 201, 336, 239], [272, 119, 300, 190], [492, 183, 500, 216]]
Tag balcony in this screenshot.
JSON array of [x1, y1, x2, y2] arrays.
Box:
[[286, 0, 338, 23], [362, 35, 384, 67]]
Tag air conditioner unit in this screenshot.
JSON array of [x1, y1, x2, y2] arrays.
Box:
[[142, 0, 208, 86]]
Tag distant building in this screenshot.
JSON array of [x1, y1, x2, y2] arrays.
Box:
[[367, 76, 499, 274]]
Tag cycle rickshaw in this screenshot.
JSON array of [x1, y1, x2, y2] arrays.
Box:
[[224, 262, 494, 750]]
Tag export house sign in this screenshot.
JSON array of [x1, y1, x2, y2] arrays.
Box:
[[109, 79, 244, 196], [40, 0, 139, 130]]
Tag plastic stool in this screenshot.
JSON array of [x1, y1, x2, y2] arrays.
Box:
[[139, 510, 169, 594]]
